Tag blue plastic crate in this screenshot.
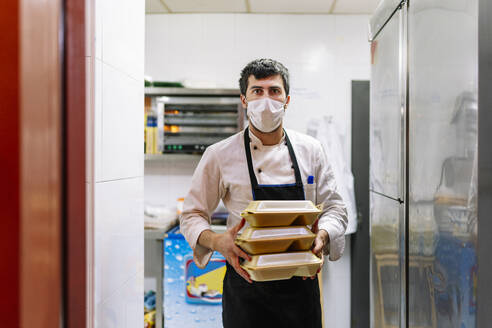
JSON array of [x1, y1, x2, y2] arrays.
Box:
[[164, 226, 225, 328]]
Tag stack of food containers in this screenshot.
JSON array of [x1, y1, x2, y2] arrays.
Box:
[[236, 200, 324, 281]]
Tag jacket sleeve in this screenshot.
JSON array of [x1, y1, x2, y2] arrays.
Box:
[[180, 146, 225, 268], [314, 142, 348, 261]]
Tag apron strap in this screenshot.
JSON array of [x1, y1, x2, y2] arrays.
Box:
[[284, 131, 303, 187], [243, 127, 303, 189], [244, 127, 260, 189]]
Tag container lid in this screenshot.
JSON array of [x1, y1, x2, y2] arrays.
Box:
[[235, 226, 316, 255], [240, 201, 323, 227], [256, 252, 320, 267], [249, 227, 310, 239], [242, 251, 322, 269], [247, 200, 320, 213], [241, 251, 323, 281]]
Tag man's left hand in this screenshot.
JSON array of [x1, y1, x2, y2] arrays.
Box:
[[303, 228, 330, 280]]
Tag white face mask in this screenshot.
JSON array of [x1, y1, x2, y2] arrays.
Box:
[[246, 97, 286, 133]]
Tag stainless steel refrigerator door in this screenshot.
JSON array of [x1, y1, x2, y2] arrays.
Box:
[[370, 6, 406, 201], [370, 191, 405, 328], [370, 4, 408, 328], [408, 0, 478, 327]]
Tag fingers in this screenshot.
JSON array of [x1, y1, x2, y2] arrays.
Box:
[[233, 255, 252, 283], [302, 268, 321, 280], [306, 235, 323, 280], [303, 268, 321, 280], [311, 236, 323, 257], [233, 244, 251, 261], [310, 267, 321, 280], [231, 218, 246, 236], [234, 218, 246, 232], [311, 219, 319, 233]]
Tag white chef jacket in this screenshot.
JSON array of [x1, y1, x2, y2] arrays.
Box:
[[180, 128, 348, 268]]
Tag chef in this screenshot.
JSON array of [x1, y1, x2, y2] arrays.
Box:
[[180, 58, 348, 328]]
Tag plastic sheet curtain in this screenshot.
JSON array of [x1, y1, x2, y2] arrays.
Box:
[[307, 116, 358, 234]]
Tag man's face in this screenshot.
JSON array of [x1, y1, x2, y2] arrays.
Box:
[[240, 74, 290, 109]]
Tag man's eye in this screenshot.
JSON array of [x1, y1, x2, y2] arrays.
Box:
[[273, 89, 280, 93], [253, 89, 261, 94]]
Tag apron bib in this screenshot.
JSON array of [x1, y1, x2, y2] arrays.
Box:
[[222, 128, 322, 328]]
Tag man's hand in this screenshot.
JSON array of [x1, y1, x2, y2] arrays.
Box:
[[303, 220, 330, 280], [213, 218, 253, 283], [312, 229, 329, 257]]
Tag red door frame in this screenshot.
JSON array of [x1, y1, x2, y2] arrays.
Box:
[[64, 0, 87, 327], [0, 0, 86, 326], [19, 0, 63, 325], [0, 1, 21, 325]]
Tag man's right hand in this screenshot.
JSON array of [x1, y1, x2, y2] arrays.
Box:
[[212, 218, 252, 283]]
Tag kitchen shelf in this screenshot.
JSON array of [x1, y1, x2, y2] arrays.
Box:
[[144, 153, 202, 161], [164, 119, 237, 127], [145, 87, 240, 97], [164, 131, 234, 138], [145, 87, 245, 155], [164, 104, 238, 111]]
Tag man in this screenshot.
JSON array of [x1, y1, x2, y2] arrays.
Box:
[[180, 58, 347, 328]]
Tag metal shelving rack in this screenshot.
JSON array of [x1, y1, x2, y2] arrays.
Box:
[[145, 87, 244, 155]]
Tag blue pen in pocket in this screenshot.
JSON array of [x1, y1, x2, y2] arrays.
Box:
[[305, 175, 316, 203]]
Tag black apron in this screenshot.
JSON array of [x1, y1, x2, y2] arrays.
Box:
[[222, 128, 322, 328]]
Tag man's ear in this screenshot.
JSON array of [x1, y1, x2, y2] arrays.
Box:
[[240, 94, 247, 109], [284, 95, 291, 109]]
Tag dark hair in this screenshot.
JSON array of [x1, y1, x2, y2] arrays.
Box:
[[239, 59, 290, 96]]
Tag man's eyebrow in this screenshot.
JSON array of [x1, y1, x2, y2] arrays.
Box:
[[250, 85, 282, 89]]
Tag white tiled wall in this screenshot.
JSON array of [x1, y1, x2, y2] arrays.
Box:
[[100, 62, 143, 181], [144, 155, 202, 207], [322, 235, 352, 327], [87, 0, 145, 327], [145, 14, 370, 154], [94, 178, 144, 304]]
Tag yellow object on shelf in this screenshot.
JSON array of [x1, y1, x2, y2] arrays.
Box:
[[145, 113, 158, 154], [144, 310, 155, 328]]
